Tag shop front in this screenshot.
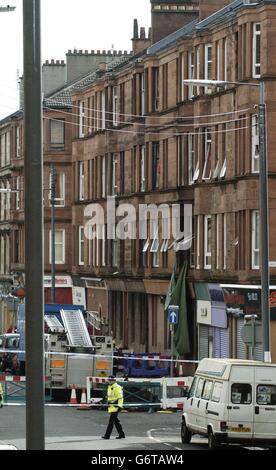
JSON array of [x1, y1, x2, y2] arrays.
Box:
[[195, 283, 229, 360]]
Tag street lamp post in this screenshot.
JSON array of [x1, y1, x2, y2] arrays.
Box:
[[183, 79, 271, 362]]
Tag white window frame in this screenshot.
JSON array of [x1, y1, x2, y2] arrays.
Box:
[[180, 52, 185, 101], [112, 153, 118, 195], [16, 126, 21, 158], [79, 101, 85, 138], [219, 158, 227, 179], [112, 86, 119, 126], [204, 215, 212, 269], [252, 23, 261, 79], [188, 50, 195, 99], [140, 145, 146, 192], [196, 46, 200, 95], [78, 226, 84, 266], [252, 114, 260, 173], [140, 73, 145, 116], [223, 214, 227, 270], [204, 44, 212, 94], [49, 229, 65, 265], [216, 214, 220, 269], [196, 215, 200, 269], [101, 225, 106, 267], [224, 38, 228, 81], [252, 210, 260, 269], [101, 91, 106, 130], [79, 162, 85, 201], [202, 129, 212, 180], [16, 177, 20, 210], [216, 42, 220, 81], [102, 155, 106, 197], [188, 133, 195, 184]]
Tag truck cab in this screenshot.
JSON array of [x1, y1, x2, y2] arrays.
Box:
[[0, 333, 20, 374]]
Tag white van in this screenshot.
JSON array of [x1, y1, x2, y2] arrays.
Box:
[[181, 358, 276, 449]]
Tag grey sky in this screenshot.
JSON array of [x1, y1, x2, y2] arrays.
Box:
[[0, 0, 151, 119]]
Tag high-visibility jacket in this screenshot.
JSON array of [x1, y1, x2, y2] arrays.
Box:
[[107, 382, 123, 413], [0, 382, 3, 406]]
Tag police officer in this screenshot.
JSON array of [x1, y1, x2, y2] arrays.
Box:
[[0, 382, 3, 408], [102, 375, 125, 439]]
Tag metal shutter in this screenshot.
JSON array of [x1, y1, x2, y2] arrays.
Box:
[[253, 342, 263, 361], [213, 327, 229, 358], [236, 317, 247, 359], [198, 324, 209, 360]]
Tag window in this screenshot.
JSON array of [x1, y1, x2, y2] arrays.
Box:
[[15, 177, 20, 210], [188, 377, 197, 398], [49, 172, 65, 207], [256, 385, 276, 405], [188, 51, 195, 99], [111, 226, 118, 268], [177, 136, 185, 186], [101, 91, 106, 130], [252, 114, 259, 173], [231, 383, 252, 404], [252, 210, 260, 269], [112, 86, 119, 126], [253, 23, 261, 78], [202, 129, 212, 180], [204, 44, 212, 93], [140, 73, 145, 116], [196, 215, 200, 269], [111, 153, 119, 195], [151, 221, 159, 268], [140, 145, 146, 192], [152, 67, 159, 111], [211, 382, 223, 403], [152, 142, 160, 189], [16, 126, 22, 157], [49, 229, 65, 264], [78, 226, 84, 265], [50, 119, 65, 150], [79, 162, 85, 201], [204, 215, 211, 269], [188, 134, 196, 184], [79, 101, 85, 137], [102, 155, 106, 197], [202, 380, 213, 400], [223, 213, 227, 270], [179, 52, 185, 101], [195, 377, 204, 398]]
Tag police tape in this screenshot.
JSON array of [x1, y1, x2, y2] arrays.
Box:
[[0, 348, 199, 364]]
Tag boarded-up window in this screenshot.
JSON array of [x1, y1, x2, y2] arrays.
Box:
[[50, 119, 65, 149]]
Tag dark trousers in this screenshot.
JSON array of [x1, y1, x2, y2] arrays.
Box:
[[104, 411, 125, 437]]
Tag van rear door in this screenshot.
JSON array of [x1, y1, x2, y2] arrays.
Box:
[[253, 366, 276, 442], [227, 367, 254, 439]]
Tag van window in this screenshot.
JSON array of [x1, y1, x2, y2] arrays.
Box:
[[231, 383, 252, 404], [189, 377, 197, 398], [202, 380, 213, 400], [211, 382, 223, 403], [256, 385, 276, 405], [195, 378, 204, 398]]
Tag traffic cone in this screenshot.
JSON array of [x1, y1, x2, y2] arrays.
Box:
[[78, 388, 90, 410], [70, 384, 77, 405]]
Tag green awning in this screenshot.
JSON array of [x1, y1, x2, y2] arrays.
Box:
[[194, 282, 210, 301]]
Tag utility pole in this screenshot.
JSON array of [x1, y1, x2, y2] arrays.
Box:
[[23, 0, 45, 450], [50, 164, 56, 304]]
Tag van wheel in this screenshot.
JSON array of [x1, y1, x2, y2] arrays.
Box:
[[181, 419, 192, 444], [208, 429, 218, 450]]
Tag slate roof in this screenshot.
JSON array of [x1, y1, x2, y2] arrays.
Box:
[[43, 55, 132, 109]]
